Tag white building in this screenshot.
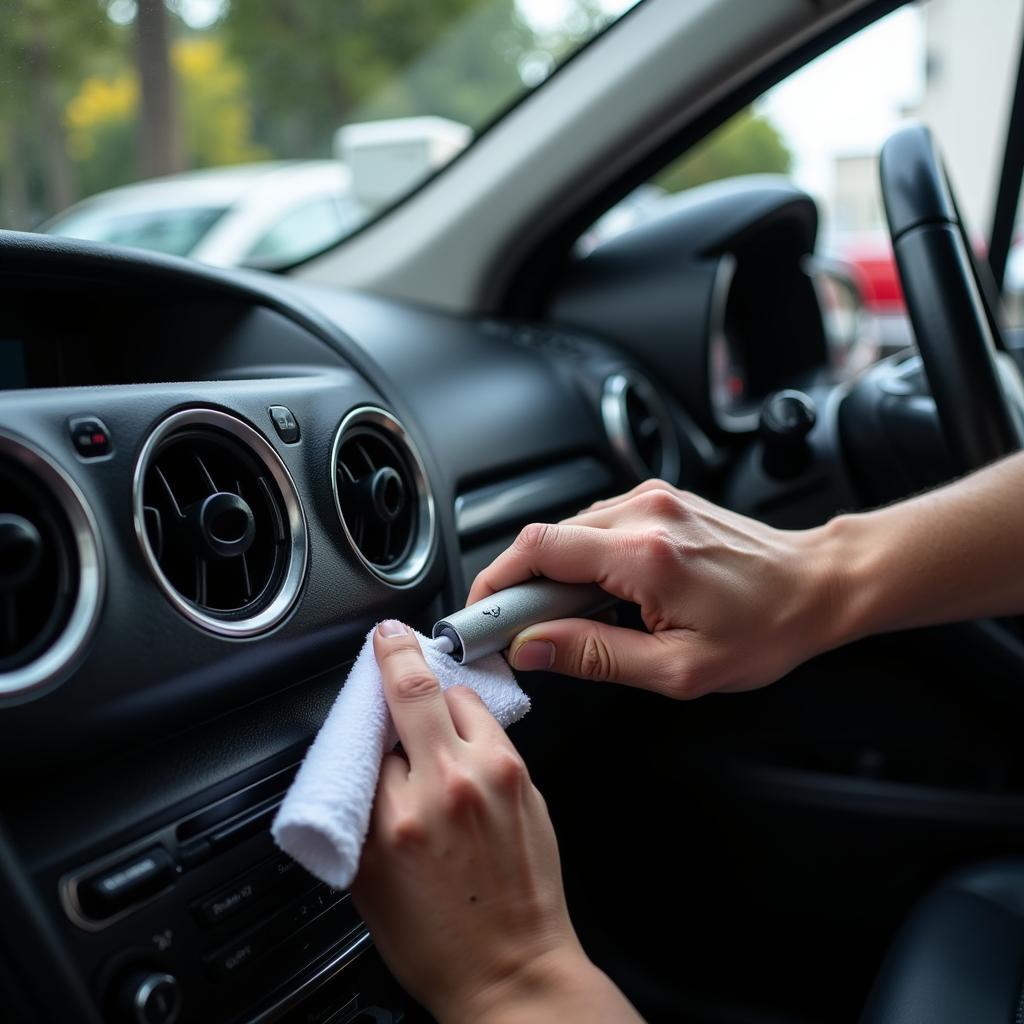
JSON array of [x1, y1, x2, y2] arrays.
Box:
[[827, 0, 1022, 238], [899, 0, 1022, 234]]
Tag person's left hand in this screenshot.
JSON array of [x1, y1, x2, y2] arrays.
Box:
[[352, 620, 642, 1023]]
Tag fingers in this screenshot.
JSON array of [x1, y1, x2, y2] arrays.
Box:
[[507, 617, 677, 689], [359, 752, 411, 867], [374, 621, 460, 765], [444, 686, 508, 745], [467, 522, 623, 604], [557, 504, 619, 529], [581, 479, 680, 514]]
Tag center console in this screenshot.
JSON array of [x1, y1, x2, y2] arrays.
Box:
[[34, 751, 406, 1024]]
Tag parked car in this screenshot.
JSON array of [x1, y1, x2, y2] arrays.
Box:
[[42, 160, 366, 268]]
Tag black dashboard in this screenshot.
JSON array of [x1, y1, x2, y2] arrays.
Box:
[[0, 180, 833, 1024]]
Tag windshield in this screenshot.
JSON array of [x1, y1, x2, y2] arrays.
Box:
[[1, 0, 640, 269]]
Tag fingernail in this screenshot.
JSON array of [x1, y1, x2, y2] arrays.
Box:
[[378, 619, 408, 638], [511, 639, 555, 671]]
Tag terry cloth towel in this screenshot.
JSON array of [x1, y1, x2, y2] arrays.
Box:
[[272, 627, 530, 890]]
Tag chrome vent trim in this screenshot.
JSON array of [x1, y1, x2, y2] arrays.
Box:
[[0, 431, 103, 702], [132, 409, 307, 638], [601, 369, 681, 482], [330, 407, 435, 587]]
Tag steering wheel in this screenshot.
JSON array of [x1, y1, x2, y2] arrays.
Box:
[[879, 124, 1024, 473]]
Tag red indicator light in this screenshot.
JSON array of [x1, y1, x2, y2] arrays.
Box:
[[92, 433, 106, 445]]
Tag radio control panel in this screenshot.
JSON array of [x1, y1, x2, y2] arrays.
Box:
[[38, 760, 406, 1023]]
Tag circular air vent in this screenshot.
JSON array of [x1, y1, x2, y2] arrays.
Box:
[[0, 433, 102, 701], [601, 370, 681, 482], [331, 407, 435, 586], [133, 409, 307, 637]]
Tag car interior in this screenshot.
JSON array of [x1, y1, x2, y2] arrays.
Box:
[[3, 0, 1024, 1022]]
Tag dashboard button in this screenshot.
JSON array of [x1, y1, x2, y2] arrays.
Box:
[[203, 927, 274, 980], [195, 876, 263, 927], [268, 406, 300, 444], [68, 416, 113, 459], [193, 852, 299, 927], [78, 846, 175, 920]]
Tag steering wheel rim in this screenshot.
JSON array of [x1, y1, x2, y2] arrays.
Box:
[[880, 123, 1022, 473]]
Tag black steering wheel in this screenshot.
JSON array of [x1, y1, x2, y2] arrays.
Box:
[[879, 124, 1024, 473]]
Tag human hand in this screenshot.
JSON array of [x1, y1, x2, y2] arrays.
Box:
[[467, 480, 847, 698], [352, 620, 642, 1024]]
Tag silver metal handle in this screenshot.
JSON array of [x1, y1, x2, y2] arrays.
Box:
[[432, 579, 611, 664]]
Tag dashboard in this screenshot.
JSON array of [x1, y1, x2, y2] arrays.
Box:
[[0, 179, 832, 1024]]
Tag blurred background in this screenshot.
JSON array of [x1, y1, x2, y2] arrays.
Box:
[[0, 0, 639, 261], [0, 0, 1021, 325]]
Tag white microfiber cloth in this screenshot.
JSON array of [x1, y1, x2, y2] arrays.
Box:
[[272, 627, 530, 889]]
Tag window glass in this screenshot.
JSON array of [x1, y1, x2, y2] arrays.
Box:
[[0, 0, 645, 267]]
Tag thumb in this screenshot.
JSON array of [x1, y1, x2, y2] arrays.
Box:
[[507, 617, 671, 689]]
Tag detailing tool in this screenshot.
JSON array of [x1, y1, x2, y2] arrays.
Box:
[[432, 578, 611, 664]]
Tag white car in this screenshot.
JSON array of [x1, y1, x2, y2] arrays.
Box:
[[42, 160, 366, 268]]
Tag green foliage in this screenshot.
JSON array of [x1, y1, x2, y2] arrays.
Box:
[[0, 0, 793, 238], [175, 38, 268, 168], [65, 71, 138, 196], [63, 36, 268, 199], [355, 1, 535, 129], [0, 0, 117, 221], [220, 0, 535, 156], [656, 107, 792, 193]]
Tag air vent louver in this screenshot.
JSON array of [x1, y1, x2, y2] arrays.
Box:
[[0, 458, 76, 671], [0, 434, 102, 700], [332, 408, 435, 586], [134, 410, 307, 636], [601, 370, 681, 482]]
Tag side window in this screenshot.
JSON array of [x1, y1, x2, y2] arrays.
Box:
[[243, 195, 363, 266], [587, 0, 1024, 347]]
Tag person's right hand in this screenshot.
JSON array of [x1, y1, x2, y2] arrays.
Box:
[[467, 480, 849, 698]]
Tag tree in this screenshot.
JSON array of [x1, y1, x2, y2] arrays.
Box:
[[220, 0, 534, 156], [65, 37, 267, 197], [657, 107, 792, 193], [0, 0, 114, 224], [135, 0, 184, 176], [175, 39, 267, 168], [354, 0, 535, 129], [65, 71, 138, 197]]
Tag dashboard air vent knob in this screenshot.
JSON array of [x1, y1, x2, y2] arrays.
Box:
[[0, 436, 102, 701], [332, 407, 436, 586], [0, 461, 75, 672], [142, 431, 285, 615], [0, 514, 43, 591], [134, 409, 308, 636]]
